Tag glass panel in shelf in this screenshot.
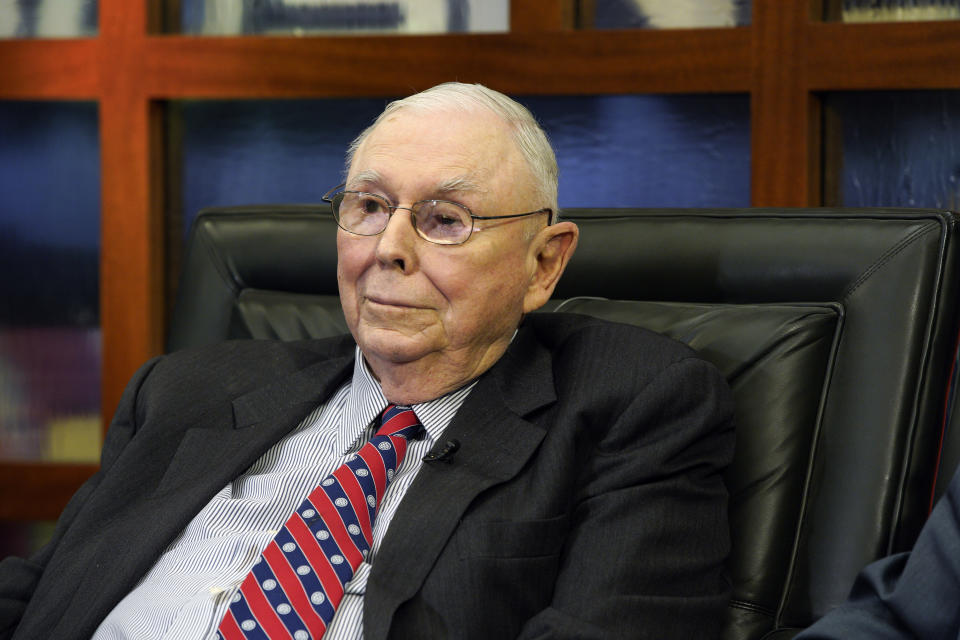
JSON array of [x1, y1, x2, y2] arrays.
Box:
[[525, 94, 751, 207], [823, 0, 960, 22], [825, 91, 960, 208], [176, 93, 750, 235], [0, 102, 101, 463], [588, 0, 751, 28], [179, 0, 508, 35], [0, 0, 97, 38]]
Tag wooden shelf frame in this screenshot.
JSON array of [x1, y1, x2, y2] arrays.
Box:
[[2, 0, 960, 521]]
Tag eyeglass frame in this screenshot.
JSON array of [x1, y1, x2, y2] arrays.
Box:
[[322, 183, 552, 246]]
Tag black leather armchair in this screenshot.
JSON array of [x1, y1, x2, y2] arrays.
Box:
[[168, 206, 960, 640]]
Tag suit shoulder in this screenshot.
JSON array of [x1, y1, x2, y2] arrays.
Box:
[[524, 311, 699, 368], [143, 334, 355, 401], [522, 311, 726, 408]]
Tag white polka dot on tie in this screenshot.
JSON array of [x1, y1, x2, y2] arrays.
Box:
[[316, 530, 329, 540], [231, 592, 242, 603], [348, 524, 360, 535], [282, 542, 296, 553], [355, 468, 368, 477], [241, 620, 256, 631], [378, 442, 391, 451], [334, 497, 348, 508], [297, 565, 311, 575], [301, 509, 316, 518], [311, 591, 326, 605], [277, 603, 291, 615], [294, 631, 309, 640], [322, 478, 335, 487], [367, 495, 376, 507], [387, 469, 395, 480], [262, 579, 276, 591], [330, 554, 344, 565]]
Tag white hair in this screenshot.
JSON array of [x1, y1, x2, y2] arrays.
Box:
[[346, 82, 559, 223]]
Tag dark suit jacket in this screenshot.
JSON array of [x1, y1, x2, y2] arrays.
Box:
[[0, 313, 734, 640], [797, 464, 960, 639]]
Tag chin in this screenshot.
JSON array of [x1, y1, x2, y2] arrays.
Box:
[[356, 326, 439, 365]]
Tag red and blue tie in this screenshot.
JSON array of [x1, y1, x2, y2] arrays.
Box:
[[217, 404, 424, 640]]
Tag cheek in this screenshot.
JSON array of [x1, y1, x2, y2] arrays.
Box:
[[336, 239, 369, 311], [336, 262, 350, 301], [336, 263, 357, 329], [337, 235, 371, 284], [437, 255, 527, 320], [336, 255, 353, 299]]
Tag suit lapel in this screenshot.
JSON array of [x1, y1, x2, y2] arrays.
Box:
[[62, 349, 356, 639], [151, 352, 355, 499], [364, 326, 556, 640]]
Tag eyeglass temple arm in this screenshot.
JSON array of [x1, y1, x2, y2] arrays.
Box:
[[471, 209, 552, 221]]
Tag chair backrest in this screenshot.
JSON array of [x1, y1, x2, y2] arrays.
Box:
[[168, 206, 960, 640]]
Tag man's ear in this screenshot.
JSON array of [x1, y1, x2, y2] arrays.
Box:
[[522, 221, 579, 313]]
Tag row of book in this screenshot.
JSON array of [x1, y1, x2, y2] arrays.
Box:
[[842, 0, 960, 22]]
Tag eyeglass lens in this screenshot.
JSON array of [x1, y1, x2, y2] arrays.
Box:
[[334, 192, 473, 244]]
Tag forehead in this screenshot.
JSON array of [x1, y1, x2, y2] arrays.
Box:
[[348, 107, 526, 197]]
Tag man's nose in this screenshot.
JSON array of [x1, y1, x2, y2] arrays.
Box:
[[374, 207, 418, 272]]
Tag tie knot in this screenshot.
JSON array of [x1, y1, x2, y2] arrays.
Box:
[[378, 404, 425, 441]]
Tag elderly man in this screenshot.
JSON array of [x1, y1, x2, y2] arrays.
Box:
[[0, 83, 734, 640]]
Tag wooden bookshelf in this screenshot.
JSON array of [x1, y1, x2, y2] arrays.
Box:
[[2, 0, 960, 520]]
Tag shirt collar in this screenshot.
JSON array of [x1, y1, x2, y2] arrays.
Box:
[[345, 345, 479, 445]]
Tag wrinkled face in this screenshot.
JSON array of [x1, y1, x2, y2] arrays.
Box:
[[337, 107, 544, 378]]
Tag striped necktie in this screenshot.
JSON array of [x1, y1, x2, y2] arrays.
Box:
[[217, 404, 425, 640]]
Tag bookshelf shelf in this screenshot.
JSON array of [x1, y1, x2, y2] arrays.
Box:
[[807, 20, 960, 89]]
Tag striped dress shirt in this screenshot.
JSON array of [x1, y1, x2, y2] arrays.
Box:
[[92, 347, 476, 640]]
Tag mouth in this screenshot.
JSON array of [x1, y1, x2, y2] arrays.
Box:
[[365, 296, 425, 310]]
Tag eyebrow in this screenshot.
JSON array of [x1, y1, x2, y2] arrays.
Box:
[[433, 175, 485, 197], [346, 169, 383, 191], [346, 171, 486, 200]]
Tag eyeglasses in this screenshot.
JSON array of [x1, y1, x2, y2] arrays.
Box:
[[322, 185, 551, 246]]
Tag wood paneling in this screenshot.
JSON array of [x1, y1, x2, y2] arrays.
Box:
[[142, 29, 750, 98], [0, 463, 98, 521], [511, 0, 575, 31], [96, 0, 167, 422], [98, 93, 167, 422], [99, 0, 151, 37], [807, 21, 960, 90], [751, 0, 820, 206], [0, 40, 98, 98]]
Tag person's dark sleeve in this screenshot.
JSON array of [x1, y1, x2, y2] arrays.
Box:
[[797, 466, 960, 640], [517, 357, 736, 640], [0, 356, 162, 640]]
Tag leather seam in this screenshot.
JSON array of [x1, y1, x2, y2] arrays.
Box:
[[842, 222, 938, 301], [776, 306, 848, 625], [728, 599, 776, 617], [197, 222, 244, 294]]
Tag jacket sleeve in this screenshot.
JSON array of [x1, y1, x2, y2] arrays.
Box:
[[0, 356, 162, 640], [797, 466, 960, 640], [517, 356, 736, 640]]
